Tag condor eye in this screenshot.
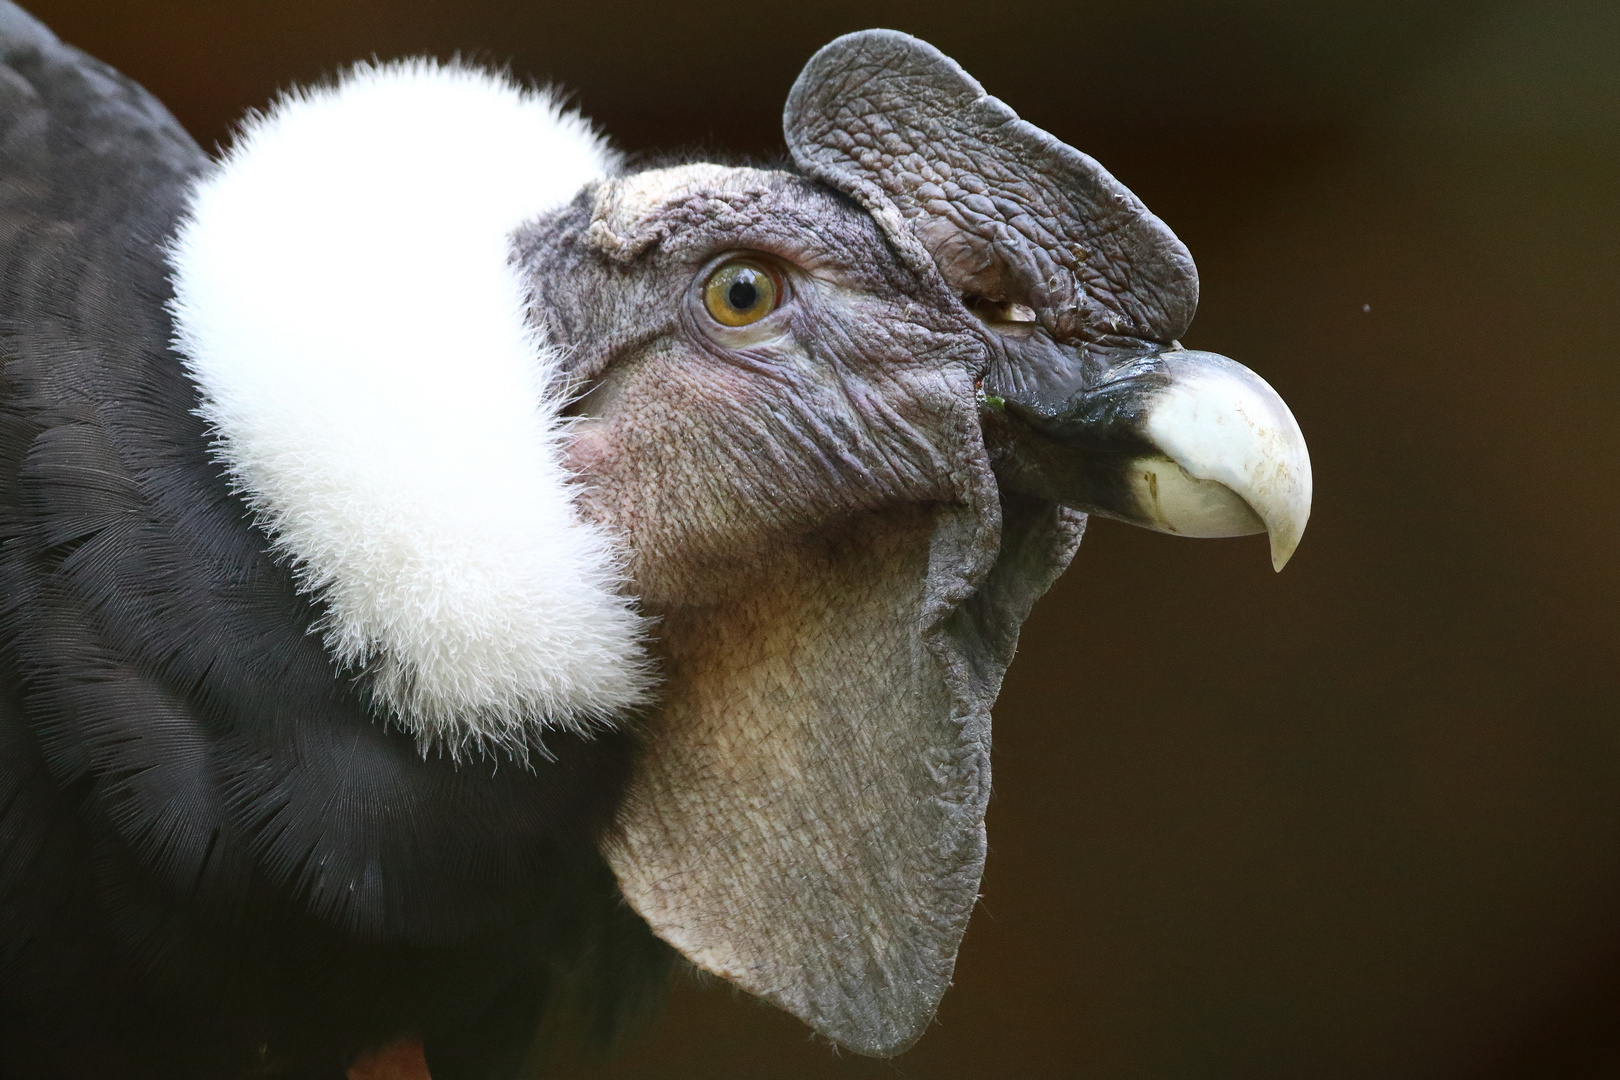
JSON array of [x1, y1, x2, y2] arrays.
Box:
[[702, 259, 780, 327]]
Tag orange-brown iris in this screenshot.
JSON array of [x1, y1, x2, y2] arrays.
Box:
[[702, 259, 780, 326]]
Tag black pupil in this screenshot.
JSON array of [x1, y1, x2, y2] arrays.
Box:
[[728, 274, 759, 311]]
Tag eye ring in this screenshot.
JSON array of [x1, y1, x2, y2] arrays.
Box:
[[701, 258, 782, 327]]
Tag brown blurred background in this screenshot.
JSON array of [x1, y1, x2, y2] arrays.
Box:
[[26, 1, 1620, 1076]]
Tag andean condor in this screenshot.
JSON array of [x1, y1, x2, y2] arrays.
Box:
[[0, 4, 1310, 1077]]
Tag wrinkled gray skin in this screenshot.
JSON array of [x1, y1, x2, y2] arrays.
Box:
[[512, 29, 1254, 1059]]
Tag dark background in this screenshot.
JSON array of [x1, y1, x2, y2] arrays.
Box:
[[26, 1, 1620, 1077]]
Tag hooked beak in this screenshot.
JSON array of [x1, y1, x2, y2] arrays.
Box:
[[986, 348, 1312, 571]]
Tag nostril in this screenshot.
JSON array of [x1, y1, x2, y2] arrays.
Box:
[[962, 294, 1037, 328]]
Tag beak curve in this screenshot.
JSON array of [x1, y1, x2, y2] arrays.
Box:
[[987, 349, 1313, 570]]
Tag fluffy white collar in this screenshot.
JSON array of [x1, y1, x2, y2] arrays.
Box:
[[167, 61, 651, 757]]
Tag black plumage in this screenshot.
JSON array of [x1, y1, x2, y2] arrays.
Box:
[[0, 6, 667, 1077]]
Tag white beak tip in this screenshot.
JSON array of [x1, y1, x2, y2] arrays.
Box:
[[1266, 502, 1310, 571], [1270, 530, 1301, 572]]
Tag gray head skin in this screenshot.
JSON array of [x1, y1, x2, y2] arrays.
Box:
[[515, 162, 1065, 1057], [521, 164, 983, 607], [515, 31, 1311, 1058]]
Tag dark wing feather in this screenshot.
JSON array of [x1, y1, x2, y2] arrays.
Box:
[[0, 5, 667, 1076]]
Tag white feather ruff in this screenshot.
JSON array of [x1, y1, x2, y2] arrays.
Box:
[[166, 60, 651, 756]]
